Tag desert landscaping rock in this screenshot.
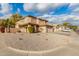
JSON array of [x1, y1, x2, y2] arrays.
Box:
[[19, 38, 23, 40]]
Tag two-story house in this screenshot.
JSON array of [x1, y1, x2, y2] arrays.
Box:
[[15, 15, 53, 33]]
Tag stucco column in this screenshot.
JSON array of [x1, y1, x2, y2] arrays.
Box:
[[5, 28, 7, 33], [34, 25, 37, 33], [46, 26, 48, 33], [15, 24, 19, 28]]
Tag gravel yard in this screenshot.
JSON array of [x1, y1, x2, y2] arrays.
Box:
[[2, 33, 71, 51], [0, 32, 78, 56]]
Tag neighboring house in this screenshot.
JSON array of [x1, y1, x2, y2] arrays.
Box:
[[15, 15, 53, 33], [53, 24, 65, 32]]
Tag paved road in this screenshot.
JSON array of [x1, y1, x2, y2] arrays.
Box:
[[0, 32, 79, 56]]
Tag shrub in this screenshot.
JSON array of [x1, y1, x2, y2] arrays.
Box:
[[27, 26, 34, 33], [69, 25, 78, 31]]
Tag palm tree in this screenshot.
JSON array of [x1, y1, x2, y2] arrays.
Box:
[[5, 19, 11, 32], [10, 13, 23, 27], [0, 13, 23, 33], [6, 13, 23, 32]]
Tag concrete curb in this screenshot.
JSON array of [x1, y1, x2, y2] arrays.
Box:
[[8, 46, 65, 54]]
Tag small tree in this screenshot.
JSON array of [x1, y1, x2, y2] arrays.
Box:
[[63, 22, 70, 29], [0, 20, 6, 33]]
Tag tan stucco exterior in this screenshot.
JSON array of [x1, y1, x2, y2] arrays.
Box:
[[15, 15, 53, 33]]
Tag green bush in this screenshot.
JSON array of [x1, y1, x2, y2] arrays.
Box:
[[69, 25, 78, 31], [27, 26, 34, 33]]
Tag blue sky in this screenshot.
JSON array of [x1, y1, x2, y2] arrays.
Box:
[[0, 3, 79, 25], [0, 3, 71, 16]]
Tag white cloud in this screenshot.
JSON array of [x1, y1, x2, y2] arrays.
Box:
[[68, 3, 79, 8], [71, 8, 79, 15], [0, 3, 11, 14], [73, 8, 79, 12], [36, 3, 51, 11], [23, 3, 36, 11], [38, 14, 79, 25], [23, 3, 66, 13], [0, 13, 12, 19], [0, 3, 12, 19], [68, 3, 79, 15], [17, 8, 21, 13]]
